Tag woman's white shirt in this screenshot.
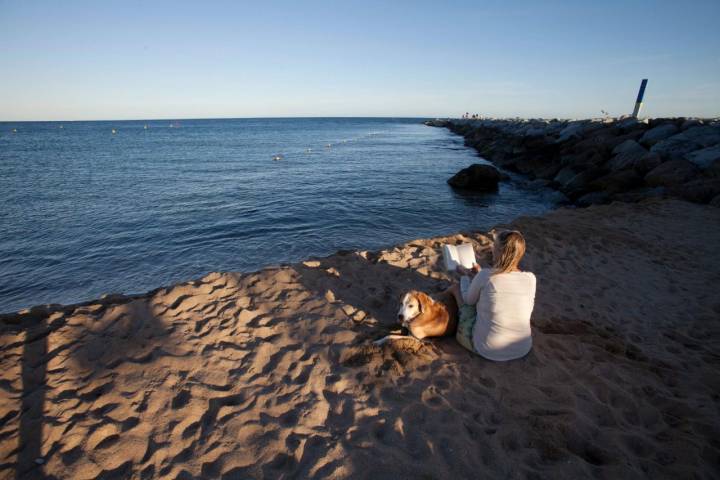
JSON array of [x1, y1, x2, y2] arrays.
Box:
[[462, 268, 536, 361]]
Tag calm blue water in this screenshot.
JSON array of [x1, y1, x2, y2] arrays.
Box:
[[0, 118, 555, 313]]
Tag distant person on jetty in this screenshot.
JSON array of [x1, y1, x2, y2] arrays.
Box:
[[447, 230, 536, 361]]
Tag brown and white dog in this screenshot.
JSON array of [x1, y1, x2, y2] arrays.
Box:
[[374, 290, 458, 345]]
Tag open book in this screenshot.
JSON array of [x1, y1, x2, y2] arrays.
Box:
[[442, 243, 477, 272]]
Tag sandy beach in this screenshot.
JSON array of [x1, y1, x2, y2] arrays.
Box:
[[3, 1, 719, 478], [1, 198, 718, 479]]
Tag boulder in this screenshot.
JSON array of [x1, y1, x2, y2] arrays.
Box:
[[523, 179, 552, 190], [556, 122, 586, 142], [533, 161, 563, 180], [639, 124, 679, 146], [544, 122, 567, 135], [601, 130, 644, 151], [553, 166, 581, 186], [524, 126, 548, 137], [447, 163, 501, 191], [669, 179, 720, 204], [612, 139, 644, 156], [608, 141, 648, 171], [633, 153, 663, 175], [650, 135, 701, 160], [682, 125, 720, 147], [560, 149, 607, 169], [684, 145, 720, 170], [576, 191, 610, 207], [706, 159, 720, 178], [542, 190, 571, 204], [612, 186, 667, 203], [645, 159, 700, 187], [681, 119, 703, 131], [513, 155, 561, 179], [648, 117, 677, 129], [590, 169, 642, 194], [652, 126, 720, 160], [573, 132, 615, 151], [582, 121, 608, 136], [561, 167, 605, 198], [617, 117, 644, 131]]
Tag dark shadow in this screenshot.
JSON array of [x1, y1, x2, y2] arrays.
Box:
[[293, 232, 492, 340], [16, 318, 47, 480], [288, 233, 498, 397], [0, 292, 170, 479]]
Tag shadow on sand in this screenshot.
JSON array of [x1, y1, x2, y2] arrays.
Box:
[[0, 294, 169, 479]]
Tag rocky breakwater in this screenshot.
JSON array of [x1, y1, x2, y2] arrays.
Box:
[[427, 117, 720, 206]]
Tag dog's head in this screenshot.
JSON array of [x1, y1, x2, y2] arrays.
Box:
[[397, 291, 432, 327]]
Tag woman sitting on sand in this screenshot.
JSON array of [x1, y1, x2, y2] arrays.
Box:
[[448, 230, 536, 361]]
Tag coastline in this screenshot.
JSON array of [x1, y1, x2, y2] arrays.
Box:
[[2, 197, 719, 478], [0, 117, 559, 315], [427, 117, 720, 207]]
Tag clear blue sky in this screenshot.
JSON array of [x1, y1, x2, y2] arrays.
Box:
[[1, 0, 718, 120]]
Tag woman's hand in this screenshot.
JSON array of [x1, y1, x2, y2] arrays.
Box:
[[456, 265, 471, 276], [456, 264, 480, 276]]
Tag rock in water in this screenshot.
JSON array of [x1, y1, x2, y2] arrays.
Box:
[[447, 164, 501, 191]]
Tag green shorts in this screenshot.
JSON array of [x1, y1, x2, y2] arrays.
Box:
[[456, 304, 477, 352]]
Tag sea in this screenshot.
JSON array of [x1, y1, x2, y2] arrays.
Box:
[[0, 118, 557, 313]]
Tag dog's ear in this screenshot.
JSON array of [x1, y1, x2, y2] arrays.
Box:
[[415, 292, 433, 314], [405, 290, 418, 306]]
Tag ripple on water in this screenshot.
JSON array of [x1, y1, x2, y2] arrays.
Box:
[[0, 118, 556, 312]]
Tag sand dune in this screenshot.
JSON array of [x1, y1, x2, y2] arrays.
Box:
[[1, 198, 719, 479]]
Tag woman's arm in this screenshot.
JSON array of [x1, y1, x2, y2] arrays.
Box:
[[462, 270, 489, 305]]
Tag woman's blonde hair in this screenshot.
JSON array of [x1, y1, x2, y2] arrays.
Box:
[[493, 230, 526, 274]]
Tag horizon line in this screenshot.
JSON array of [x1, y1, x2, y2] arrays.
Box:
[[0, 115, 444, 123], [2, 114, 718, 124]]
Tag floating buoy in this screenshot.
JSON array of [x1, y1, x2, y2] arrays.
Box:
[[12, 128, 17, 133], [112, 129, 117, 134], [144, 124, 148, 130], [59, 125, 63, 129], [272, 154, 284, 161]]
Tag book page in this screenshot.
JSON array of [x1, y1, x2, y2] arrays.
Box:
[[442, 245, 459, 271], [456, 243, 477, 269]]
